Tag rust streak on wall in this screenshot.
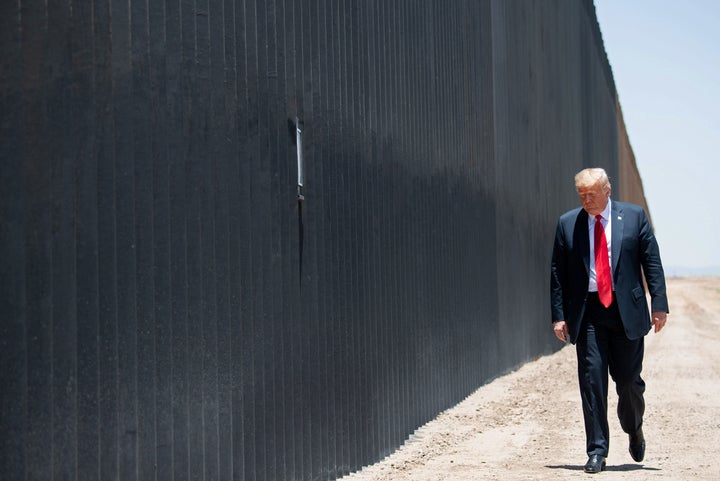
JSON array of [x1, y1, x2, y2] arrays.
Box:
[[617, 97, 654, 226]]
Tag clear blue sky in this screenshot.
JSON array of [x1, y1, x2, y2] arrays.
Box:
[[594, 0, 720, 274]]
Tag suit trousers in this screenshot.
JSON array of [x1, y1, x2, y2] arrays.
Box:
[[575, 292, 645, 457]]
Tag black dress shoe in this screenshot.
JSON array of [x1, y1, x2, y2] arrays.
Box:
[[584, 455, 606, 473], [629, 429, 645, 462]]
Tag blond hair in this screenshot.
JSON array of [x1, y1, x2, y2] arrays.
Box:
[[575, 168, 611, 193]]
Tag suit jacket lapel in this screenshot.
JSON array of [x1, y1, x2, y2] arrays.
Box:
[[611, 201, 624, 275], [574, 209, 590, 275]]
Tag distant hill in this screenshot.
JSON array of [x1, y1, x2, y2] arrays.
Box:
[[665, 266, 720, 277]]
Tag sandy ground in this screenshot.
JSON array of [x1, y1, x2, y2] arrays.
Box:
[[341, 277, 720, 480]]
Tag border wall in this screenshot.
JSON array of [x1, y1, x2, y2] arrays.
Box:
[[617, 99, 653, 223], [0, 0, 648, 479]]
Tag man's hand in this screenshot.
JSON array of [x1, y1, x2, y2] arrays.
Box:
[[651, 311, 668, 333], [553, 320, 569, 343]]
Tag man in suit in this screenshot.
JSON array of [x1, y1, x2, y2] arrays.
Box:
[[550, 167, 668, 473]]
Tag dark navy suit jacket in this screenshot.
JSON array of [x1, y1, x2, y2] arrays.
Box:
[[550, 200, 669, 343]]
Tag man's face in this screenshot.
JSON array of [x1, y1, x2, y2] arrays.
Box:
[[577, 182, 610, 216]]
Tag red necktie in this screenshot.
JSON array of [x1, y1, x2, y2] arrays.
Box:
[[594, 214, 613, 307]]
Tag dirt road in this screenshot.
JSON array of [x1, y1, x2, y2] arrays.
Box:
[[342, 277, 720, 480]]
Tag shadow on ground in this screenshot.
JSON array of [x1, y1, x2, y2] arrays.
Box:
[[545, 464, 661, 472]]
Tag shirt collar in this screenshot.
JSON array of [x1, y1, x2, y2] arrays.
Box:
[[601, 198, 612, 221]]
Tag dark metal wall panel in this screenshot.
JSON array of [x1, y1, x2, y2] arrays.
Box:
[[491, 0, 585, 369], [491, 0, 619, 369], [0, 2, 26, 479], [1, 1, 627, 480]]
